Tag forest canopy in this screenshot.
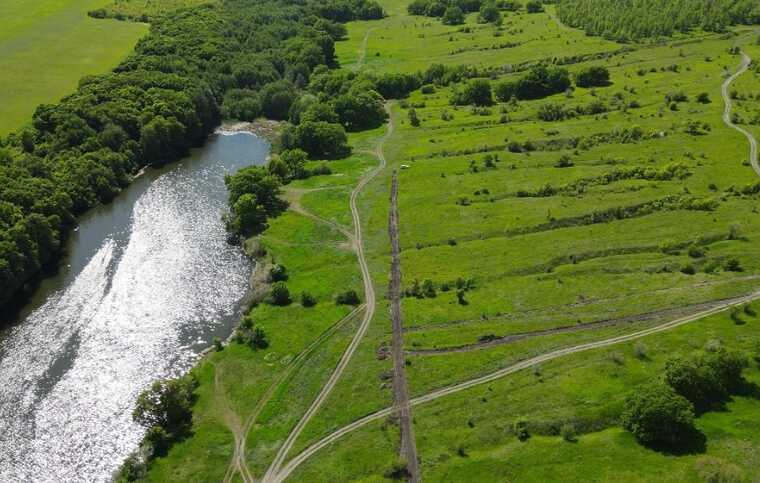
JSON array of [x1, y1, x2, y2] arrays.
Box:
[[0, 0, 385, 310], [557, 0, 760, 41]]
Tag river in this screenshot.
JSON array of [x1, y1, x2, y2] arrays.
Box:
[[0, 130, 269, 481]]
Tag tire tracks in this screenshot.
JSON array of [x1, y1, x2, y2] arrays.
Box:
[[262, 103, 394, 483], [388, 172, 420, 482], [273, 291, 760, 481], [722, 51, 759, 175]]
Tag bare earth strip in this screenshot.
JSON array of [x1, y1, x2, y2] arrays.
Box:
[[388, 173, 420, 482], [406, 294, 756, 356], [262, 104, 395, 483], [722, 51, 758, 175]]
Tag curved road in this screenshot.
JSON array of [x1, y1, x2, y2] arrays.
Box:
[[722, 51, 759, 175], [274, 291, 760, 481], [262, 104, 395, 482]]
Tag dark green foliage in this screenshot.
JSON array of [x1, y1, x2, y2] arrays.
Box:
[[575, 66, 610, 87], [0, 0, 374, 309], [451, 79, 494, 106], [301, 291, 317, 307], [409, 108, 421, 127], [621, 383, 696, 445], [525, 0, 544, 13], [132, 374, 198, 456], [268, 149, 309, 182], [478, 2, 502, 23], [269, 281, 292, 306], [443, 6, 466, 24], [495, 65, 571, 101], [332, 87, 387, 130], [514, 419, 530, 441], [557, 0, 760, 41], [281, 121, 350, 158], [224, 166, 282, 237], [664, 349, 749, 412], [269, 264, 289, 282], [336, 289, 361, 305]]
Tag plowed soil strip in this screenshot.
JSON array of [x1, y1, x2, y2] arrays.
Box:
[[388, 173, 420, 482]]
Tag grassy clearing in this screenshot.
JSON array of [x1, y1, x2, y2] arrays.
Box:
[[0, 0, 147, 135]]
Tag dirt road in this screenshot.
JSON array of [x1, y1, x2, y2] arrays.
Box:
[[262, 104, 394, 483], [388, 173, 420, 482], [722, 51, 758, 175], [273, 290, 760, 481]]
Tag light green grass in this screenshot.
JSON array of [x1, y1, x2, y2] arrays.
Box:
[[0, 0, 147, 136]]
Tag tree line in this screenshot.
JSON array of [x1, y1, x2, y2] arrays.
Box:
[[557, 0, 760, 41], [0, 0, 383, 312]]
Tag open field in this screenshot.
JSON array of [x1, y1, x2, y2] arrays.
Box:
[[0, 0, 147, 136], [141, 1, 760, 481]]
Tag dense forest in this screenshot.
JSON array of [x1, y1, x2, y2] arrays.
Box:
[[0, 0, 386, 312], [557, 0, 760, 41]]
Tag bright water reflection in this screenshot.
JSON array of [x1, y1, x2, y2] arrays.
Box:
[[0, 132, 268, 481]]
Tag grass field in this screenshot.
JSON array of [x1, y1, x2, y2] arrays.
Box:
[[0, 0, 147, 136], [142, 1, 760, 481]]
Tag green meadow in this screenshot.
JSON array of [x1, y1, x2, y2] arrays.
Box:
[[0, 0, 146, 135], [135, 0, 760, 481]]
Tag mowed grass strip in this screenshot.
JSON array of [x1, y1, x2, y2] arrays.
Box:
[[0, 0, 147, 135]]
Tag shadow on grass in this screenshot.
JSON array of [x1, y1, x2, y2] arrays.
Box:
[[645, 427, 707, 456]]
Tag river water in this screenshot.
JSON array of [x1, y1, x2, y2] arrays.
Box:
[[0, 131, 269, 481]]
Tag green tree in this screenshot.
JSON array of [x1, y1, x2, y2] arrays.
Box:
[[270, 281, 292, 306], [621, 383, 695, 445], [451, 79, 494, 106], [443, 6, 466, 24], [575, 66, 610, 87]]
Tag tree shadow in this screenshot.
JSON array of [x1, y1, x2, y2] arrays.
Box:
[[645, 427, 707, 456]]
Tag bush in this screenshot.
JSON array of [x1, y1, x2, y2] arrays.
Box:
[[495, 65, 571, 101], [281, 121, 350, 159], [514, 419, 530, 441], [555, 154, 574, 167], [697, 92, 711, 103], [537, 102, 571, 121], [133, 375, 198, 455], [269, 281, 292, 306], [269, 264, 288, 282], [560, 423, 576, 442], [525, 0, 544, 13], [621, 383, 695, 445], [336, 289, 361, 305], [408, 108, 421, 127], [575, 66, 610, 87], [442, 5, 465, 24], [451, 79, 494, 106], [301, 291, 317, 307]]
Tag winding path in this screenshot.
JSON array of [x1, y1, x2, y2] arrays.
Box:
[[262, 104, 395, 483], [722, 51, 759, 175]]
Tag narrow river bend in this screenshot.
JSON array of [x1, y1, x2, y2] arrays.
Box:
[[0, 131, 269, 481]]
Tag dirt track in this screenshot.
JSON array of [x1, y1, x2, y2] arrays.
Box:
[[406, 294, 756, 356], [273, 290, 760, 481], [388, 173, 420, 482], [262, 104, 394, 483], [722, 51, 759, 175]]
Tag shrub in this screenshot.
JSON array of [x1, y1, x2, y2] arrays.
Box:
[[451, 79, 494, 106], [621, 383, 695, 445], [442, 5, 465, 24], [336, 289, 361, 305], [301, 291, 317, 307], [525, 0, 544, 13], [538, 103, 571, 121], [697, 92, 711, 103], [560, 423, 577, 442], [575, 66, 610, 87], [514, 419, 530, 441], [665, 91, 688, 103], [213, 337, 223, 352], [420, 84, 436, 94], [133, 375, 198, 455], [555, 154, 574, 168], [269, 264, 288, 282], [724, 258, 742, 272], [408, 108, 421, 127], [634, 342, 648, 360], [456, 289, 468, 305], [269, 281, 292, 306]]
